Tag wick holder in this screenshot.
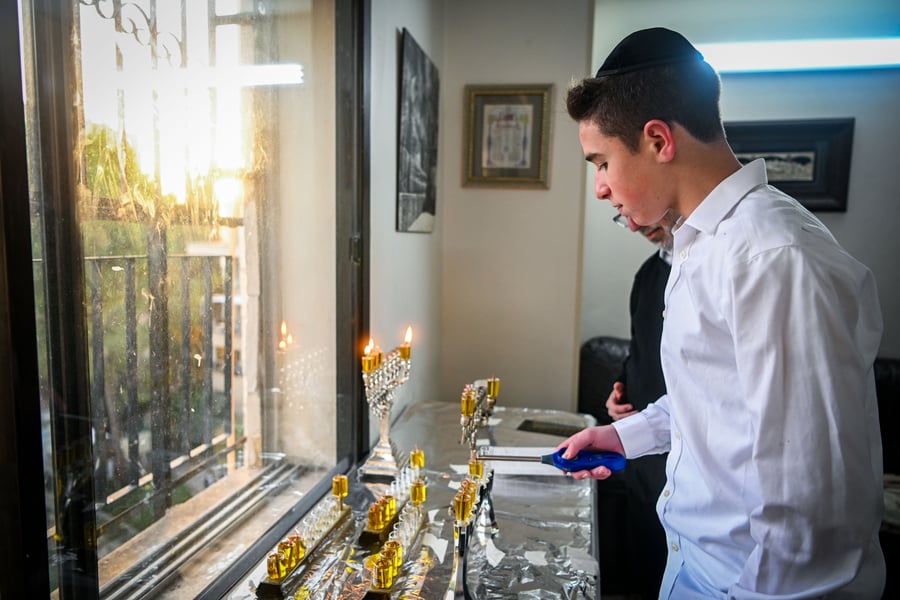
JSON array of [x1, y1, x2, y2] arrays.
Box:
[[458, 378, 500, 453], [458, 378, 501, 537]]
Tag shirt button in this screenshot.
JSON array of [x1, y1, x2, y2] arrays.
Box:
[[672, 543, 680, 552], [663, 489, 670, 497], [675, 431, 681, 440], [662, 309, 666, 319], [679, 249, 687, 260]]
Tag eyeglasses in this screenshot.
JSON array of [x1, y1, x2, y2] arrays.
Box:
[[612, 213, 628, 229]]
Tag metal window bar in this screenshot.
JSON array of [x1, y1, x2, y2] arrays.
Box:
[[179, 259, 191, 454], [90, 260, 108, 501], [223, 255, 233, 435], [126, 257, 140, 484], [71, 253, 238, 543], [203, 256, 214, 445]]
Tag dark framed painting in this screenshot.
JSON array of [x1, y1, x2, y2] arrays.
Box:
[[396, 28, 440, 233], [463, 84, 552, 188], [724, 118, 854, 212]]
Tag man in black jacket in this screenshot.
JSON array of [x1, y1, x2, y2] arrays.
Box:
[[599, 210, 676, 599]]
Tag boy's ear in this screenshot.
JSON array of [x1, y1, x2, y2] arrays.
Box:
[[643, 119, 676, 163]]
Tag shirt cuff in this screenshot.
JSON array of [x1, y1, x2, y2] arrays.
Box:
[[612, 412, 657, 458]]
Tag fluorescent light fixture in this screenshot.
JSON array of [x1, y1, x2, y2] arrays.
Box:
[[128, 63, 305, 89], [229, 63, 305, 87], [695, 38, 900, 73]]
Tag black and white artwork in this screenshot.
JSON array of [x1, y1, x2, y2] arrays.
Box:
[[396, 28, 439, 233], [724, 119, 854, 212], [734, 151, 816, 182]]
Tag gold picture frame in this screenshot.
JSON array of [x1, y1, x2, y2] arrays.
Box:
[[463, 84, 552, 188]]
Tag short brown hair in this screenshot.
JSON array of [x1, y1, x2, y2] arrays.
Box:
[[566, 60, 725, 152]]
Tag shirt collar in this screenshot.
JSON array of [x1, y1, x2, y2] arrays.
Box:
[[658, 246, 673, 265], [681, 159, 768, 235]]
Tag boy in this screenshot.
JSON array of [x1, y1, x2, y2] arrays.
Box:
[[560, 28, 885, 598]]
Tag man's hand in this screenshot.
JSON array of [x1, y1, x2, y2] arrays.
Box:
[[606, 381, 636, 421], [555, 425, 625, 480]]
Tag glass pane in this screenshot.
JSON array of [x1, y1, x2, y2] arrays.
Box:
[[20, 0, 339, 596]]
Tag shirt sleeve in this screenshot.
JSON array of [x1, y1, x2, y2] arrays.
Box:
[[724, 244, 884, 598], [613, 393, 671, 458]]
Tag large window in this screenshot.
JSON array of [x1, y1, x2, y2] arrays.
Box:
[[3, 0, 368, 597]]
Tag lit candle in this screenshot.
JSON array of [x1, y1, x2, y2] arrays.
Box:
[[278, 320, 292, 352], [398, 326, 413, 360], [361, 338, 377, 373]]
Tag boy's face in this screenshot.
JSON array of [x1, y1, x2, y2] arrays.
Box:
[[579, 120, 671, 227]]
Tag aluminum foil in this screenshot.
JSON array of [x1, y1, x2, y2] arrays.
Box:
[[227, 402, 598, 599]]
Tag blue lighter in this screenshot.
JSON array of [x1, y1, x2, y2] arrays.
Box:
[[478, 447, 626, 473]]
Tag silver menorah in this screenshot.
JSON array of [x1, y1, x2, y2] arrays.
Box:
[[459, 377, 500, 455], [358, 344, 411, 482]]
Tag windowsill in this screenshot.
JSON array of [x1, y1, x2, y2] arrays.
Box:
[[97, 462, 328, 599]]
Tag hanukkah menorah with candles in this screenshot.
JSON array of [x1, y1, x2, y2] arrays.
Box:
[[359, 327, 413, 483], [444, 470, 493, 600], [255, 474, 351, 599], [361, 458, 429, 598], [450, 376, 502, 591]]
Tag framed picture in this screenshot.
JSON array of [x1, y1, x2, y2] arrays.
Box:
[[397, 28, 440, 233], [463, 84, 553, 188], [724, 118, 854, 212]]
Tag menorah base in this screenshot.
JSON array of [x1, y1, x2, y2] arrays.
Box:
[[358, 440, 407, 484], [444, 524, 474, 600]]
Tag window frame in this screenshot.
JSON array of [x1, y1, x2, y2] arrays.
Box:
[[0, 0, 371, 597]]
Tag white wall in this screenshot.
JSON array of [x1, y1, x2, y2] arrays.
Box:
[[369, 0, 593, 421], [369, 0, 445, 433], [438, 0, 594, 410], [583, 0, 900, 358], [367, 0, 900, 433]]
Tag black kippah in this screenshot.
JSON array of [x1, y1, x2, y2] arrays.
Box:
[[595, 27, 703, 77]]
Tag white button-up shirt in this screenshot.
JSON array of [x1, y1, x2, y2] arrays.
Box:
[[613, 159, 885, 599]]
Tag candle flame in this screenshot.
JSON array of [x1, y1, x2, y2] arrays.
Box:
[[281, 321, 287, 335], [287, 333, 293, 345], [364, 338, 374, 355], [404, 326, 413, 344]]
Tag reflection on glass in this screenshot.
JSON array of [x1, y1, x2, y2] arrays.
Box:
[[20, 0, 338, 596]]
